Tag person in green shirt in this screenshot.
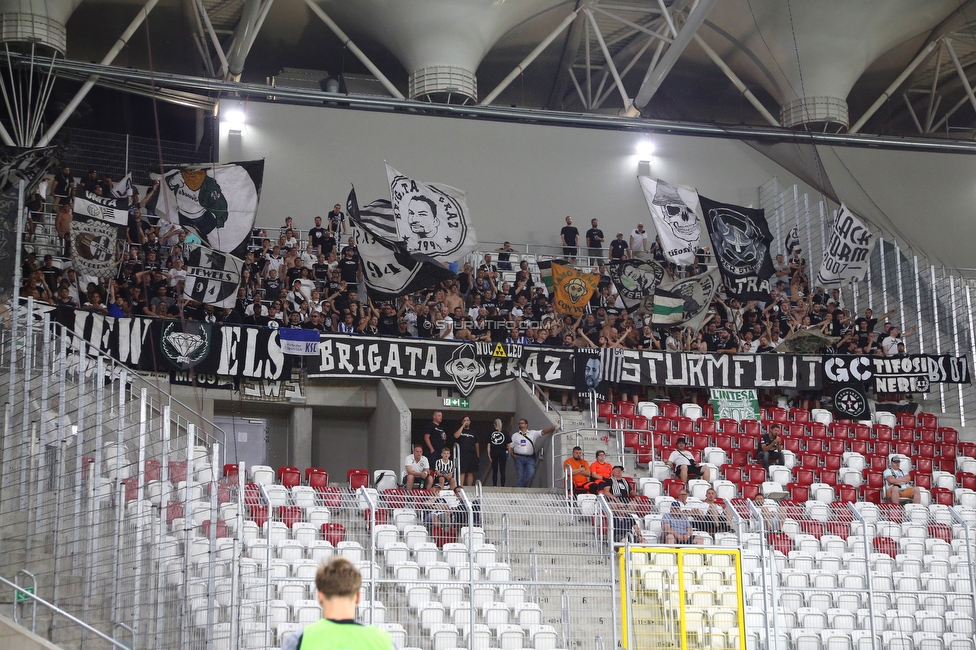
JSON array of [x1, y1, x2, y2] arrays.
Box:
[[282, 557, 392, 650]]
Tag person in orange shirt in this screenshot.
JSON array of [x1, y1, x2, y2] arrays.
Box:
[[563, 446, 590, 493], [589, 450, 612, 483]]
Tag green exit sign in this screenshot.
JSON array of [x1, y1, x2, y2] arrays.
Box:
[[443, 398, 470, 408], [16, 587, 34, 602]]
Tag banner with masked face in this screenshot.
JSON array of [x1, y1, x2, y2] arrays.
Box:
[[700, 195, 774, 301], [638, 177, 704, 266]]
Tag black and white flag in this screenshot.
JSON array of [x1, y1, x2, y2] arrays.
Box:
[[607, 259, 665, 315], [654, 268, 721, 332], [183, 243, 243, 308], [347, 187, 455, 300], [700, 195, 774, 301], [600, 348, 625, 384], [785, 226, 800, 256], [70, 190, 128, 277], [638, 176, 704, 266], [818, 204, 876, 286], [112, 172, 133, 198], [153, 160, 263, 258], [386, 164, 477, 263]]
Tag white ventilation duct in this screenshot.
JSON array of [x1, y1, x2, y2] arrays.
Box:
[[708, 0, 955, 130], [0, 0, 85, 54], [316, 0, 564, 103]]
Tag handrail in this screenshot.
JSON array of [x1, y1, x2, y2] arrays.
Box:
[[523, 376, 564, 432], [14, 570, 36, 633], [548, 428, 583, 491], [0, 575, 131, 649], [358, 486, 378, 625]]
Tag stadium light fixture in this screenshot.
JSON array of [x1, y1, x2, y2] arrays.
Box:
[[224, 109, 246, 135], [635, 140, 655, 157]]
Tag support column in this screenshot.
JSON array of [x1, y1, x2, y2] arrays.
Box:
[[289, 407, 312, 470]]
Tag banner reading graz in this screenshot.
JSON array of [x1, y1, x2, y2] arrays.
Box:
[[306, 335, 824, 392], [52, 305, 291, 380]]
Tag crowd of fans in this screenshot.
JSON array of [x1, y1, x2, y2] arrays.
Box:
[[19, 172, 917, 372]]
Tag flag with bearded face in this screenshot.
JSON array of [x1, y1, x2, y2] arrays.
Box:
[[152, 160, 264, 258]]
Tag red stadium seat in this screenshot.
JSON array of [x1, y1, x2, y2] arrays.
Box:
[[165, 500, 183, 526], [866, 473, 884, 490], [652, 432, 670, 449], [215, 482, 232, 505], [653, 416, 675, 431], [347, 469, 369, 489], [931, 487, 953, 506], [597, 401, 614, 421], [719, 419, 739, 435], [853, 424, 872, 441], [790, 408, 810, 423], [308, 470, 330, 492], [770, 408, 788, 423], [731, 451, 751, 466], [623, 431, 641, 452], [873, 442, 891, 457], [806, 439, 826, 454], [960, 442, 976, 458], [827, 440, 846, 456], [364, 508, 389, 528], [223, 463, 240, 480], [661, 403, 680, 418], [145, 460, 162, 481], [702, 404, 714, 419], [778, 500, 804, 519], [793, 468, 815, 486], [849, 440, 868, 456], [249, 505, 268, 527], [808, 423, 827, 439], [305, 467, 327, 483], [918, 413, 939, 429], [897, 413, 917, 428], [676, 417, 695, 434], [942, 444, 957, 461], [786, 477, 812, 503], [911, 471, 931, 490], [692, 434, 710, 449], [122, 477, 139, 502], [784, 438, 802, 454], [277, 465, 299, 480], [715, 435, 734, 453], [279, 467, 301, 489], [830, 501, 854, 521], [632, 416, 650, 431], [837, 485, 857, 503], [895, 426, 915, 443], [818, 471, 837, 487], [879, 502, 903, 523], [828, 423, 850, 439], [823, 455, 842, 471], [635, 444, 652, 468], [801, 520, 825, 539], [916, 443, 935, 458], [825, 520, 850, 539], [894, 442, 913, 457], [168, 461, 187, 485], [867, 455, 887, 472], [957, 472, 976, 490], [860, 487, 881, 503], [322, 522, 346, 545], [738, 437, 757, 453], [200, 519, 227, 539], [747, 467, 766, 485], [277, 505, 303, 528], [787, 423, 806, 438], [929, 522, 952, 542], [741, 420, 761, 436], [722, 465, 743, 483], [873, 536, 898, 558], [663, 478, 684, 499], [801, 454, 820, 470], [697, 418, 717, 434], [874, 425, 893, 442], [608, 416, 629, 430], [918, 428, 937, 445], [632, 495, 652, 517], [383, 488, 408, 509], [769, 533, 792, 555], [740, 483, 760, 500], [938, 427, 958, 445], [321, 486, 342, 509], [617, 401, 637, 418], [939, 458, 957, 473], [915, 458, 933, 473]]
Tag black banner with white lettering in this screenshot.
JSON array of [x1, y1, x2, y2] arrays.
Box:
[[53, 305, 291, 380], [822, 354, 970, 394]]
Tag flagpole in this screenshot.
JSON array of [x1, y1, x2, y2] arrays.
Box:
[[932, 265, 945, 413], [802, 193, 813, 278], [894, 240, 906, 333], [950, 274, 965, 426], [878, 235, 889, 315], [913, 255, 924, 354]]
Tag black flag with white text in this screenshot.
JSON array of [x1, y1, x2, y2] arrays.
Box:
[[183, 243, 243, 308], [700, 195, 774, 301]]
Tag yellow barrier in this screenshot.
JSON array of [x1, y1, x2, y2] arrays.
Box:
[[619, 546, 747, 650]]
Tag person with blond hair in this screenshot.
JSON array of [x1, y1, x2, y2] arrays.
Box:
[[282, 557, 392, 649]]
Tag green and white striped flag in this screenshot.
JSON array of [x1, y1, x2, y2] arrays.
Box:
[[538, 259, 553, 290], [651, 289, 685, 325]]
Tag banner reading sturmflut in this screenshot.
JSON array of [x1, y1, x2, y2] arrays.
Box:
[[700, 195, 774, 301], [154, 160, 263, 258], [638, 176, 704, 266], [817, 204, 876, 286]]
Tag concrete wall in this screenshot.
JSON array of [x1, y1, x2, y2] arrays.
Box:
[[368, 379, 412, 477]]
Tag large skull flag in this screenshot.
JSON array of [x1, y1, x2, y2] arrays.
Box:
[[699, 195, 775, 301], [638, 177, 705, 266]]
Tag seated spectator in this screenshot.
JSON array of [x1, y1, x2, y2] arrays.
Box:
[[667, 438, 709, 485], [403, 444, 433, 490], [433, 447, 457, 490], [586, 450, 613, 492], [599, 465, 632, 503], [563, 446, 590, 493], [883, 456, 920, 503], [660, 489, 702, 545], [689, 488, 731, 534], [757, 423, 784, 470]]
